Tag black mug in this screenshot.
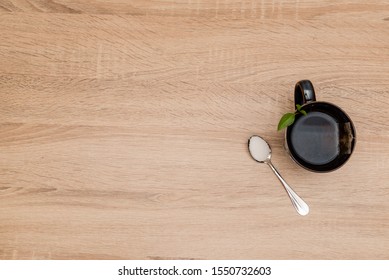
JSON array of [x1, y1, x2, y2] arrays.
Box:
[[285, 80, 356, 172]]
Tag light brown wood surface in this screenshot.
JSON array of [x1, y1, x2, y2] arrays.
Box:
[[1, 0, 389, 260]]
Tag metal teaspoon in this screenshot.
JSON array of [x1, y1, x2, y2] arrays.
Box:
[[248, 135, 310, 216]]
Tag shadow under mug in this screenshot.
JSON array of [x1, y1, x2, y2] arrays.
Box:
[[285, 80, 356, 172]]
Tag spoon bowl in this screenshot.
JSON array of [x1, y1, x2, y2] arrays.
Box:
[[248, 134, 272, 163]]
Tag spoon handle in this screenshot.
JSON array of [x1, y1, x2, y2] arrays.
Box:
[[267, 162, 310, 216]]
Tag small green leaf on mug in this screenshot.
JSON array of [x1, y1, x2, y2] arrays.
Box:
[[296, 104, 302, 111], [277, 113, 295, 131], [300, 110, 307, 116]]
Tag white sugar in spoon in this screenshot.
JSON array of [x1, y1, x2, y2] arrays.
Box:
[[248, 135, 309, 216]]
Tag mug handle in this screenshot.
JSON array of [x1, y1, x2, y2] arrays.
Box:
[[295, 80, 316, 106]]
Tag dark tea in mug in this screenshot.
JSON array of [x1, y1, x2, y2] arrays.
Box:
[[285, 80, 356, 172], [290, 112, 339, 165]]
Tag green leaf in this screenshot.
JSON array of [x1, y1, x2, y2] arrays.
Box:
[[296, 104, 302, 111], [300, 110, 307, 116], [277, 113, 295, 131]]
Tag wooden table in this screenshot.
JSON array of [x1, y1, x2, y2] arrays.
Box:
[[1, 0, 388, 260]]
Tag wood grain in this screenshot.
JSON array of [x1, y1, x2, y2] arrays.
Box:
[[0, 0, 388, 259]]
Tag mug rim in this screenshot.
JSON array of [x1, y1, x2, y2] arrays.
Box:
[[285, 101, 356, 173]]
